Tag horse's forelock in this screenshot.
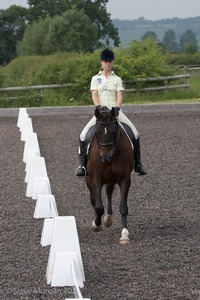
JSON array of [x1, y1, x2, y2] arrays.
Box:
[[100, 106, 110, 113], [99, 106, 115, 121], [101, 111, 112, 122]]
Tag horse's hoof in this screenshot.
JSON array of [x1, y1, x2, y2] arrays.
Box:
[[103, 214, 113, 228], [91, 221, 102, 232], [119, 228, 129, 244], [119, 238, 129, 244]]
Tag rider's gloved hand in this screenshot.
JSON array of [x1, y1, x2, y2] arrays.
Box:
[[114, 107, 120, 116]]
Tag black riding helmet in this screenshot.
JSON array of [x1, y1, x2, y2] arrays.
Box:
[[100, 48, 115, 62]]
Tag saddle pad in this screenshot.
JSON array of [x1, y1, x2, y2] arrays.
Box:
[[85, 126, 96, 155], [120, 122, 135, 149]]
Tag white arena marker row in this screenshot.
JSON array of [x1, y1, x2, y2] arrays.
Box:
[[51, 252, 83, 287], [26, 156, 49, 198], [19, 114, 31, 132], [32, 177, 52, 200], [17, 108, 90, 299], [41, 218, 55, 246], [34, 195, 58, 219], [46, 216, 85, 286], [20, 117, 33, 141], [23, 132, 40, 163], [17, 107, 28, 128]]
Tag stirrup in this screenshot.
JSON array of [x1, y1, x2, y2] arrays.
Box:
[[137, 164, 147, 176], [75, 166, 86, 177]]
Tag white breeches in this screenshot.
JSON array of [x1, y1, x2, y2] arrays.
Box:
[[118, 110, 139, 139], [80, 110, 138, 141]]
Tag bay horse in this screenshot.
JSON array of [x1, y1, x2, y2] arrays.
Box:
[[85, 106, 134, 244]]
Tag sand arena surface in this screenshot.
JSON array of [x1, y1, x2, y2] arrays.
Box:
[[1, 108, 200, 300]]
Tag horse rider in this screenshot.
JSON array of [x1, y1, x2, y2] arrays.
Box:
[[75, 48, 148, 177]]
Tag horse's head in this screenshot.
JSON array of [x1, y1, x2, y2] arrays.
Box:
[[95, 106, 119, 164]]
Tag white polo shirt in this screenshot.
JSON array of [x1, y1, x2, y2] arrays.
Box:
[[90, 71, 124, 109]]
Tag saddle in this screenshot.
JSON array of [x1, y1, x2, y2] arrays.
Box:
[[85, 122, 135, 155]]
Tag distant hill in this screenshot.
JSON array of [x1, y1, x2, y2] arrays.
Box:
[[112, 16, 200, 46]]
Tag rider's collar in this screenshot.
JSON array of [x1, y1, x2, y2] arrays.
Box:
[[98, 70, 115, 76]]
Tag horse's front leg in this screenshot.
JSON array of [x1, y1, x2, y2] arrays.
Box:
[[103, 182, 115, 228], [118, 177, 131, 244], [91, 182, 104, 232]]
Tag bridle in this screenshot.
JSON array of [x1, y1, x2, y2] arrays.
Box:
[[96, 119, 120, 157]]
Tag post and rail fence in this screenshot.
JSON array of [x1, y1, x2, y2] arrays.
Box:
[[123, 74, 190, 93], [0, 74, 190, 102], [0, 83, 72, 101]]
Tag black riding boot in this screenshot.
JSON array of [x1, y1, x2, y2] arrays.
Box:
[[134, 137, 147, 175], [75, 140, 87, 177]]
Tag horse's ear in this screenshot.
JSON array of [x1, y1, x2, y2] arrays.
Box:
[[95, 107, 100, 118], [111, 107, 116, 117]]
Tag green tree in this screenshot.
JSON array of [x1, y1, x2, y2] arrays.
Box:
[[0, 6, 28, 64], [125, 38, 172, 78], [179, 29, 198, 53], [141, 31, 157, 41], [17, 17, 56, 55], [28, 0, 71, 19], [0, 24, 16, 64], [27, 0, 120, 47], [185, 43, 199, 54], [18, 8, 98, 55], [3, 5, 28, 41], [49, 9, 98, 52], [162, 29, 178, 52]]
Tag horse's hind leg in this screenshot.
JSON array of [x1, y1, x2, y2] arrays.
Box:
[[103, 183, 115, 228]]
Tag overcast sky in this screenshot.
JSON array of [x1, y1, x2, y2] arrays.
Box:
[[0, 0, 199, 20]]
